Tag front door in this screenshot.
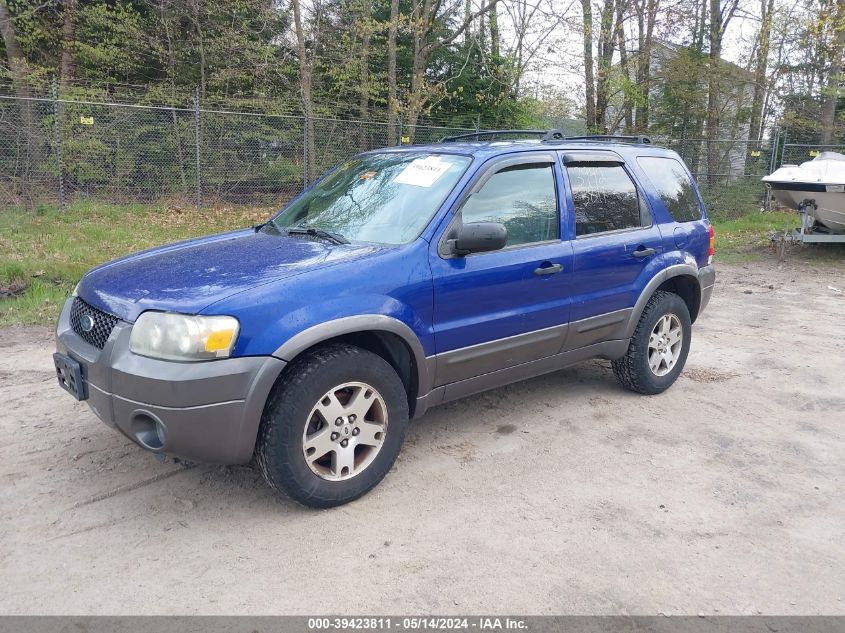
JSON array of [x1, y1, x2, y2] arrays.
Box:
[[430, 153, 574, 386]]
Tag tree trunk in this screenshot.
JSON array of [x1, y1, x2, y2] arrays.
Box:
[[490, 2, 500, 61], [358, 2, 372, 151], [821, 0, 845, 143], [290, 0, 317, 182], [0, 0, 39, 209], [160, 3, 188, 195], [406, 0, 425, 144], [595, 0, 616, 133], [581, 0, 596, 130], [406, 56, 426, 143], [706, 0, 738, 182], [706, 0, 723, 185], [633, 0, 657, 132], [615, 0, 633, 132], [464, 0, 472, 43], [387, 0, 400, 144], [190, 0, 207, 99], [748, 0, 774, 142], [60, 0, 78, 86]]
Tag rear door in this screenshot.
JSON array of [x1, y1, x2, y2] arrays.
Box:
[[430, 152, 574, 386], [560, 150, 664, 349]]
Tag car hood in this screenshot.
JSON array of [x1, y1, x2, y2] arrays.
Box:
[[77, 228, 387, 322]]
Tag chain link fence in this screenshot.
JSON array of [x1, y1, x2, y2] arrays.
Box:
[[0, 91, 480, 210], [0, 89, 837, 218], [780, 143, 845, 166]]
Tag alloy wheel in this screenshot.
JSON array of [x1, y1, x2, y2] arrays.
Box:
[[301, 381, 388, 481], [648, 314, 683, 377]]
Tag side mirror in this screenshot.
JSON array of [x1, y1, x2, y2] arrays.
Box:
[[449, 222, 508, 256]]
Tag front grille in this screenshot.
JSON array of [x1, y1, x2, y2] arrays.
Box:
[[70, 297, 119, 349]]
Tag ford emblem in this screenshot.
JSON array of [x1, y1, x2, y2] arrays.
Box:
[[80, 314, 96, 333]]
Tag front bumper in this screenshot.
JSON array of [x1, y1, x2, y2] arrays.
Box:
[[698, 264, 716, 316], [55, 299, 286, 464]]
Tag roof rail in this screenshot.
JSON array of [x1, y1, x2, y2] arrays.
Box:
[[554, 134, 653, 145], [440, 129, 565, 142], [438, 130, 652, 144]]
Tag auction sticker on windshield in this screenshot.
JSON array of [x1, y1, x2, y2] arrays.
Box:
[[394, 156, 453, 187]]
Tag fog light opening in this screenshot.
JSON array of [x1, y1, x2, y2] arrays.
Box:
[[131, 411, 166, 451]]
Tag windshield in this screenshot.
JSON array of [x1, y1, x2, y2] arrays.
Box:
[[272, 152, 471, 245]]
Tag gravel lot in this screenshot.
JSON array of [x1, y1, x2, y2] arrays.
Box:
[[1, 259, 844, 615]]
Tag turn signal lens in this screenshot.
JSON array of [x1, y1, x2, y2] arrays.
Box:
[[204, 328, 236, 352]]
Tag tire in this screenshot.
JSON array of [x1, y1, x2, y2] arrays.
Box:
[[612, 290, 692, 395], [256, 343, 409, 508]]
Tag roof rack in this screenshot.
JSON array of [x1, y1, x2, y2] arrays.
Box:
[[556, 134, 652, 145], [439, 129, 561, 142], [439, 129, 652, 144]]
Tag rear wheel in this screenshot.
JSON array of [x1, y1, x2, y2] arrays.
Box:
[[612, 291, 691, 395], [256, 343, 409, 508]]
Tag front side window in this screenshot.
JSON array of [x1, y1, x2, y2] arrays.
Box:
[[460, 162, 558, 247], [273, 152, 471, 245], [637, 156, 702, 222], [567, 164, 648, 236]]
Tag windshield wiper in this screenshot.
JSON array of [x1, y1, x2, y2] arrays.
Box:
[[254, 218, 282, 234], [285, 226, 350, 245]]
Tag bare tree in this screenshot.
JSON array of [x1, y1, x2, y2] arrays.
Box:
[[502, 0, 565, 98]]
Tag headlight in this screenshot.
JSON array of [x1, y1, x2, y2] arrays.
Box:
[[72, 281, 80, 297], [129, 312, 240, 361]]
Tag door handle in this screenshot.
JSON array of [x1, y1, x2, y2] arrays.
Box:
[[631, 247, 656, 258], [534, 263, 563, 276]]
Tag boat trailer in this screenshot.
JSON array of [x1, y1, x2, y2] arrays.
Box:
[[787, 199, 845, 244]]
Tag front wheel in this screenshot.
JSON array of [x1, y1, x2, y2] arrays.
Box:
[[256, 343, 409, 508], [612, 290, 692, 395]]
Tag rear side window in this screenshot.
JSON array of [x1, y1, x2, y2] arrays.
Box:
[[637, 156, 702, 222], [567, 164, 646, 236], [461, 162, 558, 247]]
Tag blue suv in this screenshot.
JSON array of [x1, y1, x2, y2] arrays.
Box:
[[54, 131, 715, 507]]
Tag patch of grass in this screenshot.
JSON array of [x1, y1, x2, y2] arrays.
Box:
[[0, 201, 273, 326], [700, 181, 766, 222], [713, 211, 798, 250], [713, 210, 845, 266]]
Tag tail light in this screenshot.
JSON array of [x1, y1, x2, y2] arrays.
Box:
[[708, 224, 715, 263]]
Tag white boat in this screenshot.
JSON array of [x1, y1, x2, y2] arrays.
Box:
[[762, 151, 845, 234]]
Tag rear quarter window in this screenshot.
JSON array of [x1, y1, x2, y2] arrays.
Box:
[[637, 156, 702, 222]]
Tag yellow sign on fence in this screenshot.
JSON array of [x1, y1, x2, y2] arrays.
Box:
[[809, 150, 820, 157], [79, 115, 94, 125], [751, 150, 761, 157]]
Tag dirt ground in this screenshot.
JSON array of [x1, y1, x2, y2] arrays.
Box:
[[1, 258, 844, 616]]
